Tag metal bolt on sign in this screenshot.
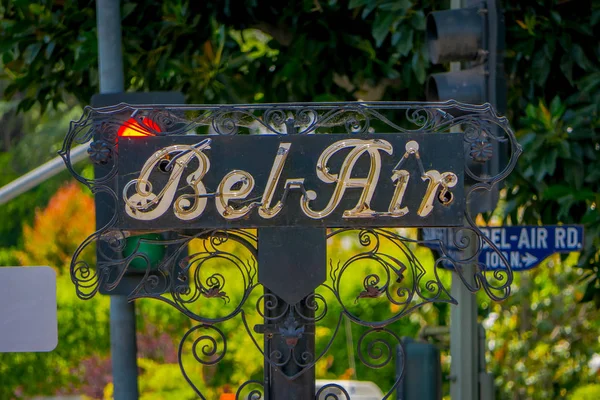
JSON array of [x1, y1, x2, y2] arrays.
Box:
[[60, 101, 521, 399]]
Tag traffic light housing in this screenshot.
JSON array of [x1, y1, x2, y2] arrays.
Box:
[[426, 0, 506, 110], [397, 338, 442, 400], [426, 0, 507, 214], [91, 92, 187, 296]]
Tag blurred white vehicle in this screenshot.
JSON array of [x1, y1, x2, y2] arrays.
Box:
[[315, 380, 384, 399]]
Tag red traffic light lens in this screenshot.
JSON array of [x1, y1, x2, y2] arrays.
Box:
[[117, 117, 161, 137]]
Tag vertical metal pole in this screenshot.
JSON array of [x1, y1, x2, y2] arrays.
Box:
[[450, 258, 478, 400], [110, 298, 139, 399], [479, 325, 495, 400], [97, 0, 125, 93], [96, 1, 139, 399], [449, 0, 478, 393], [450, 226, 478, 400]]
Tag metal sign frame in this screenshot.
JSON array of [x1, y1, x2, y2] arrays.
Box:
[[60, 101, 521, 399]]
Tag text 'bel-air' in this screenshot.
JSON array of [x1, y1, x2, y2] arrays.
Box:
[[122, 138, 461, 223]]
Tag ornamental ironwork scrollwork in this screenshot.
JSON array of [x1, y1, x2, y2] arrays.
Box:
[[60, 101, 521, 399], [60, 101, 520, 185]]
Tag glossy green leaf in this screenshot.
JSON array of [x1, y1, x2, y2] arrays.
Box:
[[410, 10, 426, 30], [572, 44, 593, 71], [581, 280, 598, 303], [560, 54, 573, 84], [531, 51, 550, 86], [348, 0, 368, 9], [372, 12, 395, 47], [395, 28, 414, 56]]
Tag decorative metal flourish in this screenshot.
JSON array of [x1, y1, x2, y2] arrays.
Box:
[[60, 101, 522, 399], [355, 275, 386, 303], [470, 138, 494, 162], [199, 273, 230, 303], [316, 384, 351, 400], [61, 101, 520, 187], [325, 228, 458, 327], [87, 140, 112, 164], [278, 310, 305, 348]]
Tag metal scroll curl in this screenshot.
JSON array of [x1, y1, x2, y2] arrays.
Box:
[[176, 295, 406, 399], [325, 228, 454, 327], [131, 229, 260, 324], [178, 324, 265, 400], [324, 225, 512, 323]]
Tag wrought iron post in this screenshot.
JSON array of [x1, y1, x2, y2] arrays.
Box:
[[263, 292, 316, 400], [258, 227, 324, 400]]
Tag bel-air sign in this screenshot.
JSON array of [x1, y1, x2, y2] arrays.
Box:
[[118, 133, 464, 228]]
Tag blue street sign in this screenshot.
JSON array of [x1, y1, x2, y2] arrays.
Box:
[[422, 226, 584, 272], [421, 228, 460, 269], [479, 225, 584, 271], [421, 228, 459, 253]]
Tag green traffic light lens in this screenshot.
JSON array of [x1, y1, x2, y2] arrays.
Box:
[[123, 233, 167, 272]]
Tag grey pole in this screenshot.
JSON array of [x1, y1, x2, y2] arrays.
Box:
[[449, 0, 478, 396], [479, 325, 495, 400], [97, 0, 125, 93], [449, 242, 478, 400], [0, 145, 88, 206], [96, 0, 139, 399]]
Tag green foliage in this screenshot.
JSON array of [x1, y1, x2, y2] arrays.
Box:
[[0, 272, 111, 399], [569, 384, 600, 400], [0, 246, 19, 265], [0, 0, 442, 109], [137, 358, 202, 400], [15, 181, 95, 269], [502, 1, 600, 307], [484, 254, 600, 399], [0, 185, 190, 399], [0, 102, 83, 249], [0, 0, 97, 112], [0, 149, 62, 249]]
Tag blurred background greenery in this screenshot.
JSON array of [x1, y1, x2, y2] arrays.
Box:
[[0, 0, 598, 399]]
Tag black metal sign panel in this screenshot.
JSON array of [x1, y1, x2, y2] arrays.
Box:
[[117, 133, 464, 229]]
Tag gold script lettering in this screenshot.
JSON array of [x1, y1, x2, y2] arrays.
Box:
[[388, 170, 410, 216], [417, 170, 458, 217], [301, 139, 393, 219], [124, 141, 211, 221], [258, 143, 292, 219], [216, 170, 256, 219]]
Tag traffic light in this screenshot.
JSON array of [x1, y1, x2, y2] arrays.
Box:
[[91, 92, 187, 296], [426, 0, 506, 214], [397, 338, 442, 400]]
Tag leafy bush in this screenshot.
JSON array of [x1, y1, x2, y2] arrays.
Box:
[[503, 0, 600, 307], [484, 255, 600, 399], [0, 272, 111, 399], [15, 181, 95, 270], [569, 384, 600, 400]]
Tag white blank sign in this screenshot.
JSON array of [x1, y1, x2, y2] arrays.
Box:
[[0, 266, 58, 352]]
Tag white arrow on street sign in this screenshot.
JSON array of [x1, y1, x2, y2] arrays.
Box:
[[521, 253, 538, 268]]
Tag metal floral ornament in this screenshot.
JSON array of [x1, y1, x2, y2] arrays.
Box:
[[470, 139, 494, 163], [60, 101, 522, 399], [87, 140, 112, 164]]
